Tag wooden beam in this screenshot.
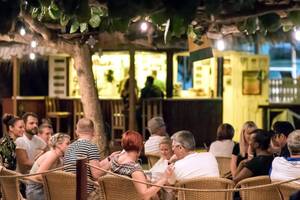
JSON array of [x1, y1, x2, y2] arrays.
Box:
[[12, 56, 20, 115], [129, 48, 136, 130]]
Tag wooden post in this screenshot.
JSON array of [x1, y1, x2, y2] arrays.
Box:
[[166, 51, 173, 98], [129, 48, 136, 130], [76, 157, 88, 200], [12, 56, 20, 115], [217, 57, 224, 98]]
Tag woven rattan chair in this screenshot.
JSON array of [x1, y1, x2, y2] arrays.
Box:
[[98, 174, 140, 200], [145, 153, 160, 169], [215, 156, 231, 177], [42, 170, 76, 200], [236, 176, 282, 200], [277, 182, 300, 200], [177, 177, 235, 200], [0, 166, 24, 200]]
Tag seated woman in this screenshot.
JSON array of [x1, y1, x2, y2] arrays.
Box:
[[270, 130, 300, 184], [150, 137, 173, 181], [26, 133, 70, 200], [111, 130, 173, 200], [231, 121, 257, 177], [233, 129, 274, 184], [209, 123, 235, 157]]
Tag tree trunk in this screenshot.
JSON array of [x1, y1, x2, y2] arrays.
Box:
[[73, 44, 107, 157]]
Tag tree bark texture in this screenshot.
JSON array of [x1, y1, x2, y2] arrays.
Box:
[[73, 44, 107, 157]]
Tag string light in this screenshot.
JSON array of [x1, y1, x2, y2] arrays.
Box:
[[216, 39, 225, 51], [294, 29, 300, 41], [20, 27, 26, 36], [31, 40, 37, 48], [140, 22, 148, 32], [29, 52, 36, 60]]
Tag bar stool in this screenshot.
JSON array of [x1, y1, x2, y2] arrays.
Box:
[[73, 99, 84, 137], [142, 98, 163, 140], [110, 100, 126, 146], [45, 97, 72, 133]]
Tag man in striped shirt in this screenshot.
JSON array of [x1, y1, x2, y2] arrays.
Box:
[[63, 118, 111, 195]]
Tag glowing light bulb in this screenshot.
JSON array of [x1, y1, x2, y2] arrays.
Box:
[[29, 53, 36, 60], [31, 40, 37, 48], [140, 22, 148, 32], [294, 29, 300, 41], [20, 27, 26, 36], [216, 39, 225, 51]]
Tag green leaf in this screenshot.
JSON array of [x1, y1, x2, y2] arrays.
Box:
[[91, 6, 104, 16], [48, 3, 61, 20], [60, 14, 70, 26], [40, 0, 51, 7], [151, 12, 168, 26], [31, 7, 40, 18], [80, 23, 88, 33], [288, 11, 300, 26], [171, 16, 186, 37], [89, 14, 101, 28], [259, 13, 281, 32], [70, 20, 80, 33]]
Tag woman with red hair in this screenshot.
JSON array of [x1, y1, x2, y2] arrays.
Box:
[[111, 130, 173, 200]]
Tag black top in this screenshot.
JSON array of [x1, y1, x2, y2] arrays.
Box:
[[232, 143, 248, 167], [245, 155, 274, 176], [280, 144, 290, 158], [140, 85, 164, 99]]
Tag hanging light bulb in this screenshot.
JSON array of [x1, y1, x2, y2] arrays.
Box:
[[216, 39, 225, 51], [31, 40, 37, 48], [140, 22, 148, 32], [294, 29, 300, 41], [29, 52, 36, 60], [20, 27, 26, 36]]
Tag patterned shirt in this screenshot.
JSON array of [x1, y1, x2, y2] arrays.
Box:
[[111, 155, 143, 177], [0, 135, 16, 170], [63, 139, 100, 193]]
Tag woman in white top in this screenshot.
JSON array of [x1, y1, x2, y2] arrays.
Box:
[[209, 123, 235, 157], [26, 133, 70, 200], [150, 137, 173, 179]]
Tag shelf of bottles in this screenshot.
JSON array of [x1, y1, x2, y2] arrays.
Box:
[[269, 78, 300, 103]]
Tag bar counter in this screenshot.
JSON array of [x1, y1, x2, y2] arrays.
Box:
[[2, 96, 222, 147]]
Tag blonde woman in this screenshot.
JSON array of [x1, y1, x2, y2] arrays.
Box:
[[26, 133, 70, 200], [230, 121, 257, 177]]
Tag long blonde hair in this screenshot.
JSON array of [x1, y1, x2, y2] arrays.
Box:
[[239, 121, 257, 157]]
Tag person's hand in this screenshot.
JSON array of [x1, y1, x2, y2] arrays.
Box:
[[168, 154, 178, 164], [164, 163, 174, 179]]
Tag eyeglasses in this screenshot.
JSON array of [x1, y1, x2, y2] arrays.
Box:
[[172, 143, 182, 149]]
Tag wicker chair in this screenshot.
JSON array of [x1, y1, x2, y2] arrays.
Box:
[[176, 177, 235, 200], [215, 156, 231, 177], [0, 166, 24, 200], [236, 176, 282, 200], [98, 174, 140, 200], [277, 182, 300, 200], [42, 170, 76, 200], [145, 153, 160, 169]]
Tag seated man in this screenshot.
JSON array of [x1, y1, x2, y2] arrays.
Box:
[[270, 130, 300, 184], [144, 117, 167, 155], [63, 118, 114, 198], [168, 130, 219, 184], [272, 121, 295, 157]]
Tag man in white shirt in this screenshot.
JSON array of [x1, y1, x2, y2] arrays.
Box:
[[168, 130, 219, 184], [15, 112, 47, 174], [144, 117, 167, 155], [270, 130, 300, 184]]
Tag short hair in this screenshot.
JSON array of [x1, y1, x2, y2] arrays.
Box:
[[121, 130, 143, 152], [287, 130, 300, 155], [272, 121, 294, 137], [49, 133, 70, 148], [250, 129, 272, 150], [159, 136, 172, 147], [76, 118, 94, 134], [38, 123, 53, 134], [146, 76, 154, 85], [2, 113, 22, 132], [171, 130, 195, 151], [22, 112, 38, 123], [216, 123, 234, 140]]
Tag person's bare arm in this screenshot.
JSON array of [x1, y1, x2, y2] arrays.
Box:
[[16, 149, 34, 171], [233, 167, 253, 184]]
